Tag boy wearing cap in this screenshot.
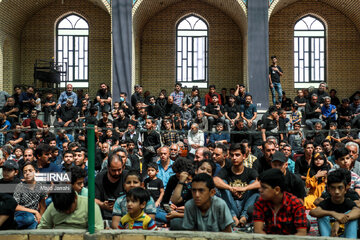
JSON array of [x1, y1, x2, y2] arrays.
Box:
[[254, 168, 307, 235], [0, 160, 20, 196]]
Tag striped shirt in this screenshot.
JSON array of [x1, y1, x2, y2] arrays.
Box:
[[118, 211, 156, 230]]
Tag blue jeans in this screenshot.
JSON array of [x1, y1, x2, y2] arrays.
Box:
[[220, 181, 259, 220], [15, 211, 38, 229], [318, 214, 357, 238], [305, 118, 326, 130], [270, 82, 283, 105], [155, 207, 168, 223]]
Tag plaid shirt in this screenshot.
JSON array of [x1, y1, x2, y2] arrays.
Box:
[[253, 191, 307, 235], [161, 130, 180, 146]]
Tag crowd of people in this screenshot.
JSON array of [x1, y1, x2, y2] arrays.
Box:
[[0, 79, 359, 238]]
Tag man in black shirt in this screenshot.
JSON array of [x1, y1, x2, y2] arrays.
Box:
[[164, 96, 179, 117], [54, 98, 78, 129], [261, 106, 279, 142], [305, 94, 326, 130], [0, 160, 21, 195], [224, 95, 240, 131], [295, 141, 314, 181], [1, 96, 19, 125], [269, 55, 284, 105], [131, 85, 144, 107], [253, 141, 276, 175], [214, 143, 260, 226], [95, 154, 128, 220], [204, 94, 225, 132], [230, 119, 249, 143], [114, 109, 130, 139], [95, 83, 112, 118], [97, 111, 113, 129], [147, 96, 163, 119], [310, 82, 329, 105], [270, 151, 306, 200]]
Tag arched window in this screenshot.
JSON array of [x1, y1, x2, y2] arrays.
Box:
[[294, 15, 325, 88], [57, 14, 89, 88], [176, 15, 208, 88]]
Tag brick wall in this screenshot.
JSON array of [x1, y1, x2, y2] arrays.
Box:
[[269, 0, 360, 101], [139, 0, 243, 96], [3, 37, 21, 93], [20, 0, 111, 97]]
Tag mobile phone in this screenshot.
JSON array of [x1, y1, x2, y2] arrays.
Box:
[[163, 204, 172, 213], [107, 198, 116, 203]]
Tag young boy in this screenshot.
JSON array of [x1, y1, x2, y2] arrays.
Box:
[[61, 150, 74, 172], [0, 160, 21, 195], [310, 169, 360, 238], [290, 103, 302, 129], [253, 168, 307, 235], [328, 122, 340, 143], [182, 173, 233, 232], [144, 163, 164, 207], [118, 187, 156, 230], [70, 165, 88, 196]]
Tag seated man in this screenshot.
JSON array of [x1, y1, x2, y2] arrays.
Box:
[[310, 169, 360, 238], [214, 143, 259, 226], [38, 188, 103, 230], [253, 168, 307, 236], [1, 96, 19, 125], [182, 173, 233, 232], [35, 144, 61, 173], [54, 98, 78, 129], [95, 154, 128, 220], [305, 94, 326, 130], [22, 109, 43, 139], [6, 123, 26, 147], [204, 94, 225, 132]]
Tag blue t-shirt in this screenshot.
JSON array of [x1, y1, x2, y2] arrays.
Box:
[[39, 162, 62, 173], [240, 104, 257, 120]]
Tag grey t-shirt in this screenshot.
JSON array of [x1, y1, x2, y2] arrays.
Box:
[[182, 195, 233, 232]]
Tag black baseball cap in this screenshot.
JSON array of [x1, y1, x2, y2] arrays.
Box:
[[3, 160, 19, 170], [271, 151, 287, 163]]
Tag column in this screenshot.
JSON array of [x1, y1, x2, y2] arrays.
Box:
[[248, 0, 269, 111]]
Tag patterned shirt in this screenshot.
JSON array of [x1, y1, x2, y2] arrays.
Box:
[[118, 211, 156, 230], [243, 154, 257, 168], [329, 167, 360, 190], [253, 191, 307, 235], [290, 110, 302, 124], [13, 182, 47, 210], [161, 130, 180, 147], [112, 194, 156, 217], [170, 91, 184, 107]]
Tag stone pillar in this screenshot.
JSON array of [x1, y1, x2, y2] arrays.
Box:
[[248, 0, 269, 111]]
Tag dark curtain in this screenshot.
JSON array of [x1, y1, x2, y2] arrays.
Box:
[[112, 0, 132, 101]]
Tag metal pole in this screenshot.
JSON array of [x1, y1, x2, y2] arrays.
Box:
[[87, 124, 95, 234]]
